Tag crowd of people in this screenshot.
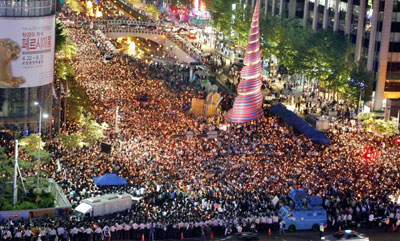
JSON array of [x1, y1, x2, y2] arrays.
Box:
[[1, 5, 400, 241]]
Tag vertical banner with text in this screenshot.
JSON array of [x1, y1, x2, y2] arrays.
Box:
[[0, 15, 55, 88]]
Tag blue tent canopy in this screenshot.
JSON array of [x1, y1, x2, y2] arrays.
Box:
[[93, 173, 128, 186], [269, 104, 331, 144]]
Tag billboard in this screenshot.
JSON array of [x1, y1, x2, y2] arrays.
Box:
[[0, 15, 55, 88]]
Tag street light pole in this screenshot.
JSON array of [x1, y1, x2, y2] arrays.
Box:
[[227, 123, 232, 163], [115, 103, 120, 135], [13, 140, 18, 206], [34, 102, 48, 190], [37, 104, 42, 189], [357, 84, 364, 115]]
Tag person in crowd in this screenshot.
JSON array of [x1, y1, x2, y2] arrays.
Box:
[[1, 5, 400, 241]]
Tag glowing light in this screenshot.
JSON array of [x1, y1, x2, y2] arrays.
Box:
[[200, 0, 206, 11], [95, 6, 103, 18], [194, 0, 199, 11], [128, 39, 136, 56], [363, 148, 376, 160]]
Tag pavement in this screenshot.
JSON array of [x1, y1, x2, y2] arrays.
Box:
[[253, 230, 400, 241], [126, 230, 400, 241], [117, 228, 400, 241]]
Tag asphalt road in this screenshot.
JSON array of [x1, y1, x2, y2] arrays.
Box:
[[151, 230, 400, 241], [253, 230, 400, 241]]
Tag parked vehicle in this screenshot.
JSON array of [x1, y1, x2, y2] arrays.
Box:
[[218, 232, 261, 241], [72, 193, 132, 219], [323, 230, 370, 241], [278, 188, 327, 231]]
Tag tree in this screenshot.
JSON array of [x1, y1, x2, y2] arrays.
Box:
[[81, 119, 108, 145], [126, 0, 145, 8], [169, 0, 192, 7], [260, 17, 315, 76], [259, 16, 286, 59], [65, 0, 83, 13], [66, 76, 94, 122], [147, 5, 161, 20], [357, 113, 399, 137], [55, 20, 76, 59], [57, 132, 84, 151], [56, 59, 75, 81], [349, 60, 375, 103], [0, 146, 13, 181], [209, 0, 234, 37], [308, 30, 353, 94], [19, 134, 51, 160], [231, 2, 251, 48], [260, 18, 354, 98]]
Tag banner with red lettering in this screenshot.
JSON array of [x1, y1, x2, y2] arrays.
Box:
[[0, 15, 55, 88]]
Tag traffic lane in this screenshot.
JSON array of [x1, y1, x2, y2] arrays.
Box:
[[174, 230, 400, 241], [109, 0, 147, 19], [236, 230, 400, 241]]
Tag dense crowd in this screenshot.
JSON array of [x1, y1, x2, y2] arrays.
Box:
[[1, 8, 400, 241]]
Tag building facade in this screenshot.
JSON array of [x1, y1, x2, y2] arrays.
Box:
[[0, 0, 55, 134], [262, 0, 400, 111]]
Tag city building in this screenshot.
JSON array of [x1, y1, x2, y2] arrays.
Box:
[[261, 0, 400, 113], [0, 0, 56, 134]]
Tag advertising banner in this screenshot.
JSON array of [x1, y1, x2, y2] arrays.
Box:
[[0, 15, 55, 88]]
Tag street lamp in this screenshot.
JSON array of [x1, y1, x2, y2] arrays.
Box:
[[34, 101, 48, 189], [348, 79, 365, 115]]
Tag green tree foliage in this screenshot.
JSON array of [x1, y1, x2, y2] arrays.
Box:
[[209, 0, 234, 37], [259, 16, 285, 59], [169, 0, 192, 7], [126, 0, 145, 8], [0, 146, 13, 180], [80, 118, 108, 145], [66, 77, 94, 122], [147, 5, 160, 20], [0, 177, 55, 211], [57, 132, 84, 150], [357, 113, 399, 137], [56, 119, 107, 150], [232, 3, 251, 48], [0, 147, 55, 211], [260, 16, 358, 98], [209, 0, 253, 47], [54, 20, 93, 123], [66, 0, 84, 13], [349, 60, 375, 102], [19, 134, 51, 160], [56, 20, 76, 58], [308, 30, 353, 93], [56, 59, 75, 81], [374, 119, 399, 137]]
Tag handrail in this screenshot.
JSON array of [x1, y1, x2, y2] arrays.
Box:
[[102, 29, 165, 35], [100, 26, 200, 60], [89, 19, 165, 27]]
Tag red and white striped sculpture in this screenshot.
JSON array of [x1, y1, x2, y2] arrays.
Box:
[[225, 0, 264, 123]]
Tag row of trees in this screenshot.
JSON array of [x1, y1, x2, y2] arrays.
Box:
[[209, 0, 251, 48], [0, 19, 78, 210], [126, 0, 161, 20], [208, 0, 375, 104], [0, 19, 108, 210], [260, 16, 374, 103], [55, 20, 107, 149]]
